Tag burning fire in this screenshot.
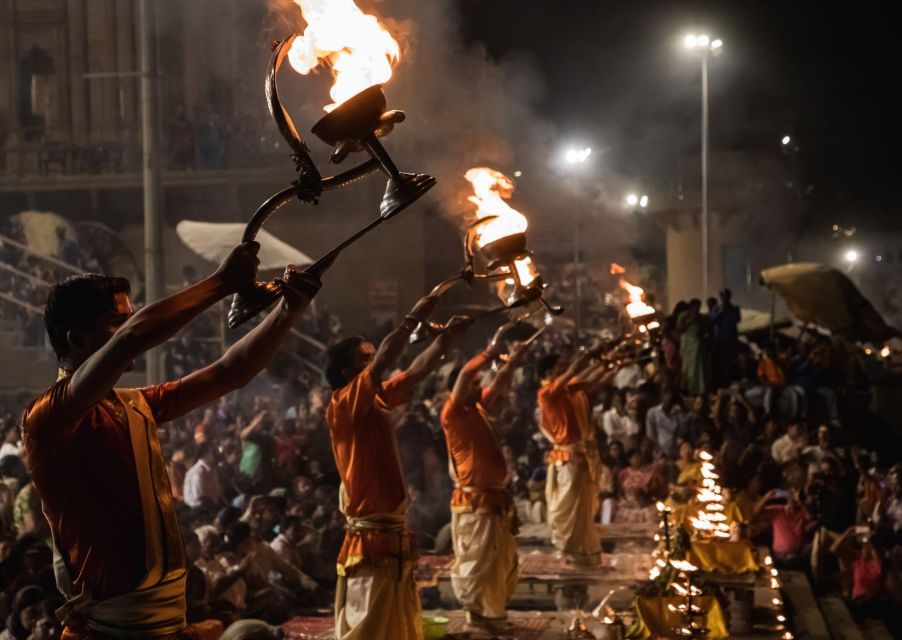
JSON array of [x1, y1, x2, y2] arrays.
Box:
[[619, 278, 655, 319], [287, 0, 400, 112], [464, 167, 538, 287], [688, 450, 732, 540]]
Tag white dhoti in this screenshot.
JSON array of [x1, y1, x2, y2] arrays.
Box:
[[335, 559, 423, 640], [546, 455, 601, 565], [334, 508, 423, 640], [450, 511, 519, 623]]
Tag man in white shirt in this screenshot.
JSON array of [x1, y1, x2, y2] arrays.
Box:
[[270, 515, 318, 590], [183, 443, 224, 508], [601, 391, 640, 447], [0, 422, 21, 459], [771, 422, 806, 465], [645, 388, 686, 458]]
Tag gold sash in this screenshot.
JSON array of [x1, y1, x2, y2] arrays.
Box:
[[50, 388, 187, 637]]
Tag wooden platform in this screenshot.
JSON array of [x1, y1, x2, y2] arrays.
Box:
[[283, 608, 796, 640], [517, 521, 658, 547]]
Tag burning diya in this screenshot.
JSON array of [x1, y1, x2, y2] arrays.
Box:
[[228, 0, 435, 328], [410, 167, 562, 343]]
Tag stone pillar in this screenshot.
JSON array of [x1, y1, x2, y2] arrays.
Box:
[[66, 0, 88, 145], [84, 0, 117, 142]]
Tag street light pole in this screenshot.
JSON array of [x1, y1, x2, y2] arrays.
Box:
[[683, 33, 720, 297], [563, 146, 592, 337], [573, 208, 582, 336], [139, 0, 164, 384], [700, 53, 709, 298]]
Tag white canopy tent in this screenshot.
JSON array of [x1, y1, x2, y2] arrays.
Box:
[[176, 220, 313, 271]]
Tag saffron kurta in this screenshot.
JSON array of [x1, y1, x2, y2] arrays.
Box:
[[326, 366, 422, 640], [537, 380, 602, 564], [441, 392, 518, 623], [23, 380, 189, 637]]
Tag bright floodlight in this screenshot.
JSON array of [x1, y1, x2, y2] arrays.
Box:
[[782, 135, 792, 145], [626, 193, 639, 206], [639, 195, 649, 208], [565, 146, 592, 165], [514, 170, 523, 177], [845, 249, 859, 263], [697, 34, 710, 47], [684, 34, 699, 48], [711, 38, 723, 49]]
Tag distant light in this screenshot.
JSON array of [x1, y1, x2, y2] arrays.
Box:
[[844, 249, 859, 263], [564, 146, 592, 165], [781, 135, 792, 145], [684, 34, 698, 49], [514, 170, 522, 177], [697, 34, 710, 47], [639, 195, 649, 208], [880, 346, 891, 358], [626, 193, 639, 206], [876, 254, 883, 263], [711, 38, 723, 49]]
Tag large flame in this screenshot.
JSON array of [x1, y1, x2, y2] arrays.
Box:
[[287, 0, 400, 112], [464, 167, 537, 287], [619, 278, 655, 319]]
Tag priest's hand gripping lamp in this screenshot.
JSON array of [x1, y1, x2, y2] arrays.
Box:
[[228, 7, 435, 328]]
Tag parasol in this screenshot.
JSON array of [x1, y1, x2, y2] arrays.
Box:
[[176, 221, 312, 272], [761, 262, 899, 343]]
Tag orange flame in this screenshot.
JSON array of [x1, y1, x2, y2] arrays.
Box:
[[620, 278, 655, 319], [610, 262, 626, 275], [464, 167, 537, 287], [287, 0, 400, 112]]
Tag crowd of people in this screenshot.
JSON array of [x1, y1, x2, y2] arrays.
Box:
[[0, 261, 900, 639]]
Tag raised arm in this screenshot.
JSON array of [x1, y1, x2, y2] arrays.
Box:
[[172, 268, 321, 417], [483, 341, 528, 410], [370, 294, 437, 384], [549, 349, 593, 392], [451, 347, 494, 403], [405, 315, 472, 385], [68, 243, 260, 411]]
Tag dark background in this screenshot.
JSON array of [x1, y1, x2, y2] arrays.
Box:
[[458, 1, 901, 228]]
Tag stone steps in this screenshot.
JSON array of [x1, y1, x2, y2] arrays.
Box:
[[816, 596, 863, 640], [780, 570, 830, 640], [859, 618, 894, 640]]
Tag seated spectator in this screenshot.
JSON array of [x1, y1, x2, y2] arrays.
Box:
[[755, 489, 815, 569], [184, 443, 226, 510], [646, 388, 686, 458], [614, 447, 666, 523], [0, 422, 21, 460], [601, 390, 640, 448], [771, 421, 807, 465], [669, 440, 701, 502], [806, 457, 857, 585], [1, 586, 45, 640], [829, 525, 885, 600], [802, 424, 847, 477], [676, 394, 715, 449]]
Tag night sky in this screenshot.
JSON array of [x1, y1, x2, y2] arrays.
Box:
[[458, 1, 901, 228]]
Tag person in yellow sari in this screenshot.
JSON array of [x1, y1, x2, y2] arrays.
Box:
[[669, 441, 702, 502]]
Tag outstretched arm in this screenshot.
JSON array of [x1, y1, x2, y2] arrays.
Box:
[[68, 243, 260, 411], [483, 341, 528, 410], [172, 269, 321, 418], [370, 294, 437, 384], [549, 349, 593, 392], [405, 315, 472, 385]]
